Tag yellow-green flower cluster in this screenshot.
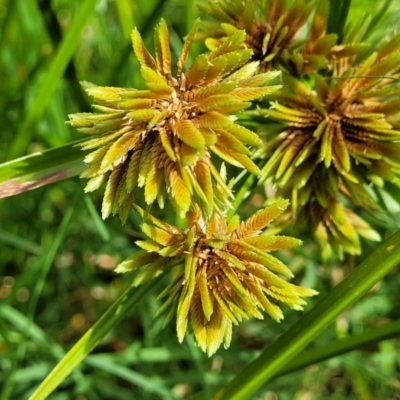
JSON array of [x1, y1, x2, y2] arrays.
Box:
[[69, 19, 280, 222], [69, 15, 318, 354], [116, 203, 317, 356]]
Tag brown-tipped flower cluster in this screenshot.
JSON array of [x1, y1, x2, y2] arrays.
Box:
[[257, 33, 400, 259], [197, 0, 364, 74], [69, 19, 280, 222], [116, 202, 317, 356]]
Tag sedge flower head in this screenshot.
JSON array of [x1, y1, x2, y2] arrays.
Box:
[[197, 0, 363, 74], [69, 19, 280, 222], [257, 33, 400, 258], [116, 202, 317, 356]]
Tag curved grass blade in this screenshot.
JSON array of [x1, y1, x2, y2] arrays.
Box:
[[272, 319, 400, 379], [0, 229, 42, 255], [84, 356, 177, 399], [29, 276, 164, 400], [115, 0, 136, 39], [0, 141, 85, 199], [213, 228, 400, 400], [363, 0, 392, 40], [5, 0, 98, 161]]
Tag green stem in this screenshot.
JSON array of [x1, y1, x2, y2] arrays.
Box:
[[213, 228, 400, 400], [29, 276, 164, 400], [227, 173, 255, 220]]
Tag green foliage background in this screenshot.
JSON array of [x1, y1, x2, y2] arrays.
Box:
[[1, 0, 400, 399]]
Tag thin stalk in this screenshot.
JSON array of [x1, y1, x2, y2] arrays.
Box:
[[227, 173, 255, 220], [213, 228, 400, 400]]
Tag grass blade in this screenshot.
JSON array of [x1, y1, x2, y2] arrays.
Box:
[[5, 0, 98, 161], [327, 0, 352, 43], [85, 356, 177, 399], [0, 141, 85, 199], [0, 305, 64, 359], [272, 319, 400, 379], [0, 229, 42, 255], [213, 228, 400, 400], [115, 0, 136, 40], [29, 276, 164, 400]]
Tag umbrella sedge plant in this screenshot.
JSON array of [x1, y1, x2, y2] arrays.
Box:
[[68, 17, 317, 355], [5, 1, 400, 399]]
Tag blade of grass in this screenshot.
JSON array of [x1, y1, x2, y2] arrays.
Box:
[[227, 173, 255, 221], [1, 204, 75, 400], [0, 304, 65, 359], [83, 195, 111, 242], [0, 229, 42, 255], [102, 344, 191, 364], [5, 0, 98, 161], [213, 228, 400, 400], [362, 0, 392, 40], [115, 0, 135, 40], [327, 0, 352, 43], [85, 356, 177, 399], [271, 319, 400, 379], [38, 0, 90, 112], [0, 140, 86, 199], [27, 202, 75, 320], [186, 335, 211, 399], [29, 275, 164, 400]]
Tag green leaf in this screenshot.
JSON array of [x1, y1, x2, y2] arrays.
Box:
[[213, 228, 400, 400], [0, 141, 85, 199]]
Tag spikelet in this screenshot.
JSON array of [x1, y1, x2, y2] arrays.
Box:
[[116, 203, 317, 356], [69, 19, 281, 221]]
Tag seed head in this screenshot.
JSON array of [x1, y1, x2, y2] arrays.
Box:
[[116, 202, 317, 356], [257, 34, 400, 258], [197, 0, 364, 74]]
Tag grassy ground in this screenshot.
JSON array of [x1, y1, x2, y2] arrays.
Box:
[[1, 0, 400, 399]]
